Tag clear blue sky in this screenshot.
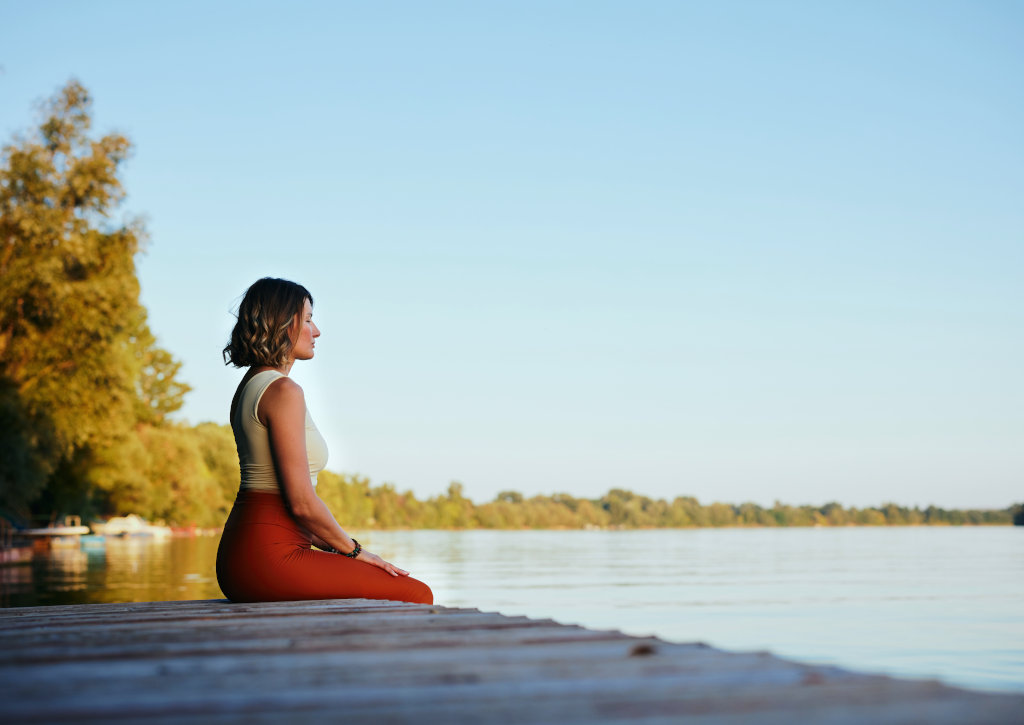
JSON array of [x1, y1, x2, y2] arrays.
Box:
[[2, 1, 1021, 509]]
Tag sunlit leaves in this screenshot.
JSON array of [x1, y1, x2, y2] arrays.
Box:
[[0, 80, 188, 520]]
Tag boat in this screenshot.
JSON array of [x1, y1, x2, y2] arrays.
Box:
[[90, 514, 172, 539], [78, 534, 107, 549], [21, 515, 91, 537], [17, 515, 90, 551]]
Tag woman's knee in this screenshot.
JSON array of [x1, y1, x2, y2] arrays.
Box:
[[406, 577, 433, 605]]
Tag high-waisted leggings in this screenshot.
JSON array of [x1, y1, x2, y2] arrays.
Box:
[[216, 490, 433, 604]]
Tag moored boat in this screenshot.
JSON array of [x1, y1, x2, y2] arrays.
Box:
[[17, 515, 90, 551], [90, 514, 172, 539], [21, 524, 92, 536], [21, 515, 91, 537]]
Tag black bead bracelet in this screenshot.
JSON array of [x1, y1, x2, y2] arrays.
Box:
[[344, 539, 361, 558]]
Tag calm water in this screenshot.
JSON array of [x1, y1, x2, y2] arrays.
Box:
[[3, 527, 1022, 694]]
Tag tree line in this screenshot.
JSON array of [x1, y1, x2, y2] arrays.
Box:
[[315, 478, 1020, 529], [1, 82, 1019, 530]]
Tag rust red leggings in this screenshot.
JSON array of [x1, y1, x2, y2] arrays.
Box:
[[216, 490, 432, 604]]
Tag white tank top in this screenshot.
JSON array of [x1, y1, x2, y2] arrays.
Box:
[[232, 370, 328, 493]]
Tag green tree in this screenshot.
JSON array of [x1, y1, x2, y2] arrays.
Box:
[[132, 318, 191, 425], [819, 502, 849, 526], [434, 482, 474, 528], [0, 80, 187, 520]]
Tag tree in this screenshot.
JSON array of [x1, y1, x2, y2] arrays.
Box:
[[0, 80, 188, 520], [496, 490, 524, 504], [434, 482, 474, 528], [132, 317, 191, 425]]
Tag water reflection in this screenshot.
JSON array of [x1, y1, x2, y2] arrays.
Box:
[[42, 547, 89, 592], [0, 562, 32, 605], [1, 535, 222, 608]]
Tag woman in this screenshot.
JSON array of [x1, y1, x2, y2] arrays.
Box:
[[216, 277, 432, 604]]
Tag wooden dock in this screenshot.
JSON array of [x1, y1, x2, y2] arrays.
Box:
[[1, 598, 1020, 724]]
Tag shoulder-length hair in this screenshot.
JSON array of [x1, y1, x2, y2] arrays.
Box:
[[223, 278, 313, 368]]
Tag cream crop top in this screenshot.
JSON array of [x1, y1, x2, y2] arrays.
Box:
[[233, 370, 328, 493]]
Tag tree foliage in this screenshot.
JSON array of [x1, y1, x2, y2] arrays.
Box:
[[0, 80, 190, 520], [308, 478, 1014, 531]]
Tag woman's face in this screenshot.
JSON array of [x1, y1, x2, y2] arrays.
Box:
[[290, 298, 320, 361]]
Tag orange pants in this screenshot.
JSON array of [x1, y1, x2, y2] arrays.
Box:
[[216, 490, 432, 604]]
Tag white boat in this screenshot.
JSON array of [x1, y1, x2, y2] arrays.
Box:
[[22, 515, 91, 537], [90, 514, 172, 539], [21, 525, 91, 535]]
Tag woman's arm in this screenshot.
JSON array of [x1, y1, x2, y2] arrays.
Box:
[[260, 377, 409, 577], [309, 533, 333, 551]]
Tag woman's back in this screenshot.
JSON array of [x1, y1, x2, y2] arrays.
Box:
[[232, 370, 328, 494]]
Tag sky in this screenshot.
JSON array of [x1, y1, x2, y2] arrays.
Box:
[[1, 1, 1021, 509]]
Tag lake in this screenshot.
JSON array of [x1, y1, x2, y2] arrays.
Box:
[[3, 527, 1021, 694]]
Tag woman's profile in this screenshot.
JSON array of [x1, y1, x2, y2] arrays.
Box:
[[216, 277, 432, 604]]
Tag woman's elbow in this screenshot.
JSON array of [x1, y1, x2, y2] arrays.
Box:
[[284, 493, 319, 523]]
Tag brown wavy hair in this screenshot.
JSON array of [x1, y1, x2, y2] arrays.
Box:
[[223, 278, 314, 368]]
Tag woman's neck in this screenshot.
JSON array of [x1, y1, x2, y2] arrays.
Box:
[[252, 361, 293, 376]]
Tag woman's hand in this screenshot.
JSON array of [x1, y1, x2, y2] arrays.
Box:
[[356, 550, 410, 577]]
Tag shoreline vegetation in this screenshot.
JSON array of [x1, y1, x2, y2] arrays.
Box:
[[315, 473, 1024, 531], [2, 82, 1020, 533]]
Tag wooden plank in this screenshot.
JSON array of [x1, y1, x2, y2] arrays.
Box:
[[0, 598, 446, 628], [4, 640, 827, 695], [0, 606, 537, 631], [4, 625, 638, 665], [0, 610, 568, 647], [4, 667, 1020, 725]]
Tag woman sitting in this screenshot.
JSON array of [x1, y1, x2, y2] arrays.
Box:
[[216, 277, 432, 604]]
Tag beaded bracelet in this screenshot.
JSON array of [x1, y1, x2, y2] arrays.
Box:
[[344, 538, 361, 559]]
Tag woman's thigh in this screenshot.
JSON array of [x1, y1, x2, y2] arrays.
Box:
[[269, 546, 432, 604]]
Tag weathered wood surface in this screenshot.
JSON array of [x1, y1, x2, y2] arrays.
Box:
[[1, 599, 1020, 724]]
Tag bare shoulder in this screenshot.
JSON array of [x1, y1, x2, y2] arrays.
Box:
[[258, 376, 305, 425]]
